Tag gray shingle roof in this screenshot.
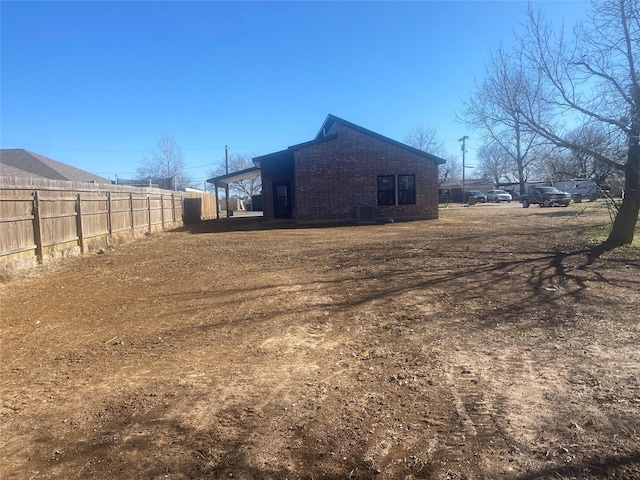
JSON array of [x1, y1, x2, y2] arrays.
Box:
[[0, 149, 110, 184]]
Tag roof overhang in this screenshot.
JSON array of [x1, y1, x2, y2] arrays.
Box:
[[252, 149, 292, 167], [206, 166, 261, 188]]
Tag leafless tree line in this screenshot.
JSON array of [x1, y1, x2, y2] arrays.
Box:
[[461, 0, 638, 247]]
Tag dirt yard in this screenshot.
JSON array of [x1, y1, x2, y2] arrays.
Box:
[[1, 202, 639, 480]]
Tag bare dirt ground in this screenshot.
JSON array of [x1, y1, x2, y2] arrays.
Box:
[[1, 202, 639, 480]]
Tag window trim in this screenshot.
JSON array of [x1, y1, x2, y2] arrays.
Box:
[[377, 174, 417, 206]]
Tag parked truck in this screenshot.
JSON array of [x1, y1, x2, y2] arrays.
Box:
[[520, 186, 572, 208]]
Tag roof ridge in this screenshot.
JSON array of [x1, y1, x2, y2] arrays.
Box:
[[317, 114, 446, 165]]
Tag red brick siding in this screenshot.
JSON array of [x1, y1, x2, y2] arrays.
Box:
[[293, 124, 439, 222]]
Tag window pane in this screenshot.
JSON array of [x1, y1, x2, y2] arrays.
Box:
[[398, 174, 416, 205], [377, 175, 395, 206]]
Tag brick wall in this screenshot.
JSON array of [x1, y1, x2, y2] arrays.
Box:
[[293, 123, 439, 222]]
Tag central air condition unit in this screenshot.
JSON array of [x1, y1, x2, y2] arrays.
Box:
[[356, 204, 375, 224]]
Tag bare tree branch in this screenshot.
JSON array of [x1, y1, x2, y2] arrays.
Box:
[[516, 0, 640, 246], [137, 133, 191, 189], [460, 46, 548, 193]]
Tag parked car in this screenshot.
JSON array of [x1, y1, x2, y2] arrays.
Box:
[[466, 190, 486, 203], [486, 189, 512, 202], [520, 186, 571, 208]]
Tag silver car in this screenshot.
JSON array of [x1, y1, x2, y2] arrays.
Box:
[[486, 189, 513, 202]]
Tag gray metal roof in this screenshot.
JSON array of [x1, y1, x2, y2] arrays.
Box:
[[0, 149, 111, 184]]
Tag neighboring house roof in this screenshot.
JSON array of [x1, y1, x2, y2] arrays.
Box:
[[252, 114, 447, 166], [0, 149, 110, 184]]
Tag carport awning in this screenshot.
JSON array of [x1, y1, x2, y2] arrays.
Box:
[[206, 166, 261, 188]]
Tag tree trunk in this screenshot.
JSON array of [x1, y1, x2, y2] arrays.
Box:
[[607, 189, 640, 246], [605, 137, 640, 247]]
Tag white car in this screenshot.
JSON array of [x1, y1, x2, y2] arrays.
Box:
[[486, 189, 512, 202]]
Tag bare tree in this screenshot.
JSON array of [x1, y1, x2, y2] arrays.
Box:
[[539, 126, 623, 184], [137, 133, 191, 189], [404, 124, 454, 186], [438, 154, 463, 187], [516, 0, 639, 247], [209, 153, 261, 198], [477, 142, 514, 185], [404, 124, 445, 156], [461, 46, 549, 194]]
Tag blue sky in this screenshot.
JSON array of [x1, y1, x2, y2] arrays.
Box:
[[1, 1, 589, 187]]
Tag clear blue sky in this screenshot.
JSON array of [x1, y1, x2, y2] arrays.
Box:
[[1, 1, 589, 187]]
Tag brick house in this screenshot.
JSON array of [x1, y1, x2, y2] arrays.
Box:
[[252, 114, 445, 223]]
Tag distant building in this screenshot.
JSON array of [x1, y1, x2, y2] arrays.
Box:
[[553, 179, 599, 198], [439, 178, 494, 203], [114, 176, 177, 190], [0, 149, 110, 184]]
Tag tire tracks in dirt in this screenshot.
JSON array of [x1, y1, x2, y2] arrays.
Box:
[[436, 341, 534, 477]]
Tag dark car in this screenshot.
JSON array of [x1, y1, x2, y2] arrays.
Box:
[[521, 186, 571, 208], [466, 190, 486, 203]]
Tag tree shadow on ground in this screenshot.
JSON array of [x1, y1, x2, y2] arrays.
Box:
[[49, 397, 382, 480], [512, 453, 640, 479]]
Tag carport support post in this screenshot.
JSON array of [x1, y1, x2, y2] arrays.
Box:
[[225, 145, 231, 218], [215, 184, 220, 219]]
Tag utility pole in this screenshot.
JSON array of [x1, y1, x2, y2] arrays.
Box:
[[459, 136, 469, 200], [225, 145, 230, 217]]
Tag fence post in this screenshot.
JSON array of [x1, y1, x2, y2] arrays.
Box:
[[130, 192, 134, 231], [147, 195, 152, 233], [107, 191, 112, 247], [76, 193, 85, 254], [172, 194, 176, 222], [160, 194, 165, 230], [32, 190, 44, 263]]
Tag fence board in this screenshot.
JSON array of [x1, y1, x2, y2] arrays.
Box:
[[0, 176, 186, 271], [184, 189, 218, 220]]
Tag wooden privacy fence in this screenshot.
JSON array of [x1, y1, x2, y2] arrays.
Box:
[[0, 176, 186, 270], [184, 188, 218, 222]]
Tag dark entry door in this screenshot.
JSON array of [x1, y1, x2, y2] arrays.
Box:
[[273, 181, 292, 219]]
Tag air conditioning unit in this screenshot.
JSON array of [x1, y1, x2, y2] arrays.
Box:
[[356, 204, 375, 224]]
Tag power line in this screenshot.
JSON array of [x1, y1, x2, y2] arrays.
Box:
[[56, 144, 273, 155], [58, 149, 148, 153], [184, 162, 218, 170]]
